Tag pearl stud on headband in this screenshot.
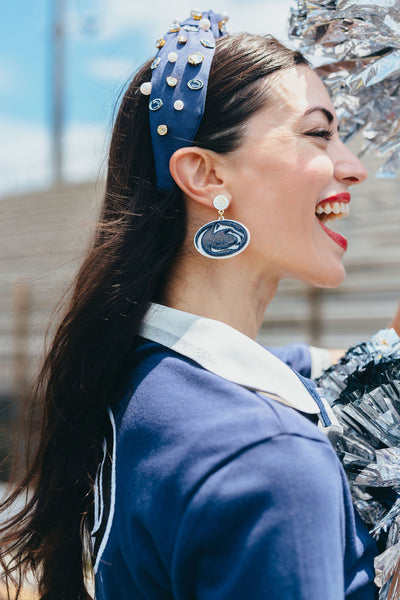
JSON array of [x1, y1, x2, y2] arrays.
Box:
[[143, 9, 227, 192], [140, 82, 152, 95]]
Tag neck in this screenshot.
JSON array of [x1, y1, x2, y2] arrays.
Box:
[[163, 250, 279, 340]]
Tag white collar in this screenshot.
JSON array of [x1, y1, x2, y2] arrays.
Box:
[[139, 303, 320, 415]]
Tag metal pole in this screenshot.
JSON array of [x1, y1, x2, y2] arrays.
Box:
[[52, 0, 66, 184], [308, 287, 322, 346], [12, 281, 30, 401], [11, 280, 30, 481]]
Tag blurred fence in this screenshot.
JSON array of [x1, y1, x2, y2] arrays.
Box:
[[0, 181, 101, 479]]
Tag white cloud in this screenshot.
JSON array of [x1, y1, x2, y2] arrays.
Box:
[[0, 119, 51, 196], [63, 122, 109, 182], [0, 117, 109, 197], [86, 56, 136, 82], [97, 0, 294, 44]]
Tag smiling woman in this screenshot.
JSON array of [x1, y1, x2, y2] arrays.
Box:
[[164, 65, 367, 328], [200, 66, 367, 293], [0, 10, 377, 600]]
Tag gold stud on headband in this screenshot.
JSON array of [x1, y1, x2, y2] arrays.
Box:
[[199, 18, 211, 31], [157, 125, 168, 136], [188, 51, 204, 65]]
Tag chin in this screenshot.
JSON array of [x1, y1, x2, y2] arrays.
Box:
[[308, 263, 346, 288], [288, 258, 346, 288], [281, 252, 346, 288]]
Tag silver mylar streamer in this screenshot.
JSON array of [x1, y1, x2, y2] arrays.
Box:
[[289, 0, 400, 177], [316, 329, 400, 598]]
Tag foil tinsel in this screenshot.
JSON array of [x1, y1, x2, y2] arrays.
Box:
[[316, 328, 400, 598], [289, 0, 400, 177]]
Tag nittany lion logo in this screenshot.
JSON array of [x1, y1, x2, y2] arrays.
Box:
[[194, 219, 250, 259]]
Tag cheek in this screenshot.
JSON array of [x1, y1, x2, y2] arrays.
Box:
[[231, 146, 334, 224], [255, 157, 334, 233], [300, 154, 335, 182], [275, 155, 334, 212]]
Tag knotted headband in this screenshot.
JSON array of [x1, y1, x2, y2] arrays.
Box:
[[141, 9, 228, 192]]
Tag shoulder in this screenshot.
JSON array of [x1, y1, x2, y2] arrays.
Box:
[[113, 339, 337, 513], [117, 338, 329, 451]]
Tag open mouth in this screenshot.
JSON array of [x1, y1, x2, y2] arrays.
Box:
[[315, 194, 350, 250]]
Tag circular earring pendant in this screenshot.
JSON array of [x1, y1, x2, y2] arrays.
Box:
[[194, 219, 250, 259]]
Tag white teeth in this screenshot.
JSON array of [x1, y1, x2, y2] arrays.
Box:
[[315, 201, 349, 217]]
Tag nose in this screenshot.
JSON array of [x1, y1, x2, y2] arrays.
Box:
[[333, 139, 368, 186]]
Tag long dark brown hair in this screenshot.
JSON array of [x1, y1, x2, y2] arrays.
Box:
[[0, 34, 307, 599]]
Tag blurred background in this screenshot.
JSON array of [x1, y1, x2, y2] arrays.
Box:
[[1, 0, 399, 481]]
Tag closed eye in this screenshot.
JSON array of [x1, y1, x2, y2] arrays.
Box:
[[306, 128, 334, 141]]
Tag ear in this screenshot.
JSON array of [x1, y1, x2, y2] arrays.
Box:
[[169, 146, 228, 209]]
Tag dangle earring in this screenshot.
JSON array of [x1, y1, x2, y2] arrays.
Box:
[[194, 194, 250, 259]]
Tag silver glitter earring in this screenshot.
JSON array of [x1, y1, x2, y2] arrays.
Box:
[[194, 194, 250, 259]]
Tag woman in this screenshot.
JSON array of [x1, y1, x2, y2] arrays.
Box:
[[0, 10, 379, 600]]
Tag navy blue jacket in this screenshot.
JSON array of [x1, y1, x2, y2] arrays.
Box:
[[92, 339, 377, 599]]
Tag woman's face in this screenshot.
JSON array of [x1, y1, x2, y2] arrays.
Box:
[[225, 65, 367, 288]]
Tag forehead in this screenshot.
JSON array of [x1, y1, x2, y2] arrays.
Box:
[[261, 66, 335, 124]]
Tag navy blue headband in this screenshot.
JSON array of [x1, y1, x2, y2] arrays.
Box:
[[140, 10, 228, 192]]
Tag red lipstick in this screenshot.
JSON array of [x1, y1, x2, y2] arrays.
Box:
[[316, 192, 350, 207], [316, 192, 350, 251], [318, 220, 348, 250]]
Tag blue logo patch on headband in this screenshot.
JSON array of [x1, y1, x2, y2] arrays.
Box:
[[143, 10, 228, 192]]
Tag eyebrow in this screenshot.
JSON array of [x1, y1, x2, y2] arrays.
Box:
[[303, 106, 334, 123]]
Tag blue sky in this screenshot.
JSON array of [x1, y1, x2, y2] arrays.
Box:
[[1, 0, 294, 196]]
